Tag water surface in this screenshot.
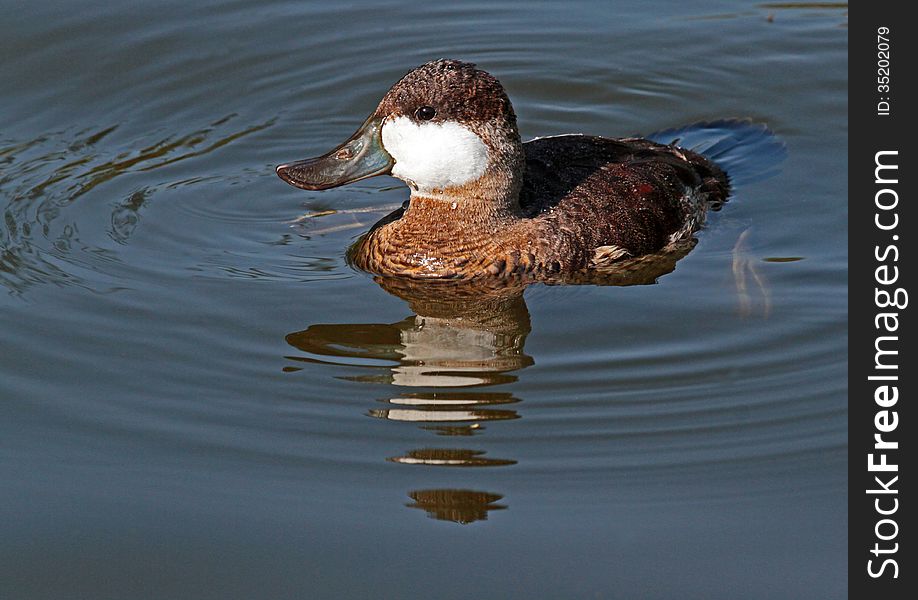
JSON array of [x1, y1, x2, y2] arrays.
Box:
[[1, 1, 847, 598]]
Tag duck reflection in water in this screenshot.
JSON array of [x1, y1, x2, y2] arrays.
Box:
[[406, 489, 507, 525], [284, 243, 693, 522], [285, 276, 537, 442]]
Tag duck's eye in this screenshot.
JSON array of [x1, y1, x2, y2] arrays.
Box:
[[415, 106, 436, 121]]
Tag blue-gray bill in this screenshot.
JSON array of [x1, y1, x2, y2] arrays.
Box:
[[276, 116, 393, 190]]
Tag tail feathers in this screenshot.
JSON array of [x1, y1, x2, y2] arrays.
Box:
[[645, 119, 786, 187]]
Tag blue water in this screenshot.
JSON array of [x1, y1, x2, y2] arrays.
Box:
[[1, 1, 847, 598]]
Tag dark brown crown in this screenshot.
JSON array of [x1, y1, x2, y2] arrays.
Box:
[[375, 59, 518, 128]]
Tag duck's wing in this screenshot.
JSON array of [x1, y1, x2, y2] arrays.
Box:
[[520, 134, 726, 214], [519, 135, 729, 260]]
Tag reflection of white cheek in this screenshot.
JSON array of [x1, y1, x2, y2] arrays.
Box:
[[381, 117, 489, 192]]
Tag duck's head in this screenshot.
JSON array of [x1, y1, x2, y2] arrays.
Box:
[[277, 60, 524, 205]]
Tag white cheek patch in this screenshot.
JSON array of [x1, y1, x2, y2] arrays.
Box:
[[381, 116, 489, 192]]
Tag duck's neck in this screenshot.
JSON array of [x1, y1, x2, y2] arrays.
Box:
[[407, 135, 525, 224], [404, 194, 517, 228]]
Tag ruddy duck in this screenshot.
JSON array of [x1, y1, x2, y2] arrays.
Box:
[[277, 59, 751, 280]]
